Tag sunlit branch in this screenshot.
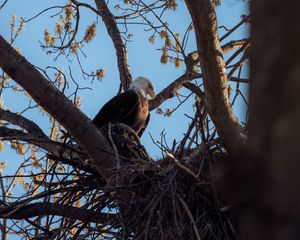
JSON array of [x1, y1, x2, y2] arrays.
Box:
[[227, 48, 249, 80], [225, 39, 250, 66], [221, 38, 250, 54], [149, 51, 200, 111], [149, 72, 199, 111], [185, 0, 247, 155]]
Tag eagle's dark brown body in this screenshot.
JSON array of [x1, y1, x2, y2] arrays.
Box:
[[92, 90, 150, 137]]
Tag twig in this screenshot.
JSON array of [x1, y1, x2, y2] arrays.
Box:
[[177, 110, 199, 154], [177, 194, 201, 240], [24, 6, 64, 23], [219, 15, 250, 42], [0, 0, 8, 10], [107, 123, 120, 184], [0, 172, 7, 240], [165, 152, 202, 183]]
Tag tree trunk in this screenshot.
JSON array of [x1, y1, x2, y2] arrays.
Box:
[[184, 0, 247, 156], [232, 1, 300, 239]]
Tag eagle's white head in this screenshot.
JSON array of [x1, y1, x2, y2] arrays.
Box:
[[130, 76, 156, 99]]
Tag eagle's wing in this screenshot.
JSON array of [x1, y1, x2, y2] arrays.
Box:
[[138, 113, 150, 137], [92, 91, 139, 129]]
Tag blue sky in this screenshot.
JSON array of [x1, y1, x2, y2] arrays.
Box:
[[0, 0, 249, 171]]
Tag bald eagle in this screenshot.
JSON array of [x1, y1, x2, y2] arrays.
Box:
[[92, 77, 155, 137]]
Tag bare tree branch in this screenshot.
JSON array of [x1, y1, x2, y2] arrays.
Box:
[[0, 34, 116, 180], [229, 76, 249, 84], [0, 202, 116, 224], [219, 15, 250, 42], [149, 51, 200, 111], [0, 126, 100, 174], [0, 0, 8, 10], [149, 72, 199, 111], [0, 108, 47, 138], [0, 126, 80, 158], [183, 82, 205, 101], [221, 38, 250, 54], [46, 153, 100, 176], [149, 44, 249, 112], [94, 0, 132, 90], [0, 126, 56, 151], [184, 0, 247, 155]]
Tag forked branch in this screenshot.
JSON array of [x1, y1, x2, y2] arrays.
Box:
[[184, 0, 247, 155]]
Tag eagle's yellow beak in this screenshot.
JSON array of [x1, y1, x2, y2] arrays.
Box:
[[148, 89, 156, 99]]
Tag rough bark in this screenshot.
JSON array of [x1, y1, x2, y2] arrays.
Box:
[[231, 1, 300, 239], [0, 35, 115, 180], [184, 0, 247, 155]]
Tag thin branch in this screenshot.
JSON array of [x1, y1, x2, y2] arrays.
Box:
[[219, 15, 250, 42], [177, 194, 201, 240], [0, 0, 8, 10], [230, 76, 249, 83], [57, 4, 80, 50], [225, 39, 250, 66], [0, 108, 47, 138], [227, 47, 250, 80], [149, 71, 200, 111], [0, 126, 100, 175], [183, 82, 205, 101], [221, 38, 250, 54], [72, 0, 99, 15], [24, 6, 64, 23], [0, 172, 7, 240], [0, 126, 81, 157], [166, 152, 202, 183], [94, 0, 132, 90], [149, 72, 248, 112], [0, 202, 116, 224], [149, 50, 201, 110], [46, 153, 98, 176]]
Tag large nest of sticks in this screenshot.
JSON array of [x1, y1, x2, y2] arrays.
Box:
[[1, 124, 235, 239], [100, 125, 236, 240]]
